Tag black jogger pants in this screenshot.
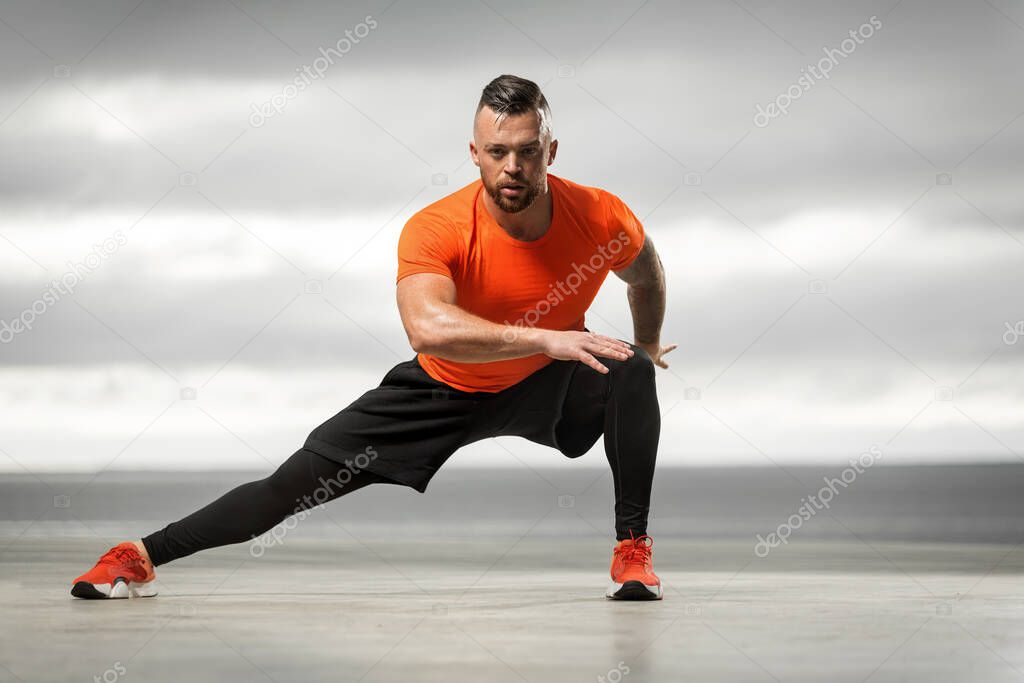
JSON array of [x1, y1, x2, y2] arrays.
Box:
[[142, 344, 660, 566]]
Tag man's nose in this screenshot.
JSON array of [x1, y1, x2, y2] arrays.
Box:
[[503, 153, 521, 174]]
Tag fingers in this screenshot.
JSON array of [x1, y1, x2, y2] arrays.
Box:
[[598, 334, 633, 355], [586, 333, 633, 360], [589, 344, 631, 360], [588, 342, 631, 360], [656, 343, 678, 369], [578, 351, 609, 374]]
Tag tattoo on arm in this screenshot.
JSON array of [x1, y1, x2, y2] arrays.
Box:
[[616, 238, 666, 344]]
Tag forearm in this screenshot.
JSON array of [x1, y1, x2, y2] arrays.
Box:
[[412, 302, 549, 363], [626, 276, 666, 345]]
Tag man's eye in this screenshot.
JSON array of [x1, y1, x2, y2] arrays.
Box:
[[522, 148, 537, 156]]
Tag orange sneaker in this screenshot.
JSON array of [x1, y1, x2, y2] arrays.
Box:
[[607, 534, 663, 600], [71, 542, 157, 599]]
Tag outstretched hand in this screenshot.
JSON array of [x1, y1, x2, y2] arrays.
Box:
[[637, 341, 678, 369], [539, 330, 634, 374]]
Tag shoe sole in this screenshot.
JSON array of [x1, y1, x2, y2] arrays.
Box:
[[71, 577, 157, 600], [606, 579, 663, 600]]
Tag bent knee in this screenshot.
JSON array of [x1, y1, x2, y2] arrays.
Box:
[[610, 343, 655, 383]]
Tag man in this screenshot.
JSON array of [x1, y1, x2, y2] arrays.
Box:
[[71, 74, 675, 601]]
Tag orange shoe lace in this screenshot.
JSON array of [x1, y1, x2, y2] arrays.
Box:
[[100, 545, 147, 571], [616, 532, 654, 568]]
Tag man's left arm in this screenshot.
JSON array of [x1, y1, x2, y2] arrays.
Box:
[[613, 236, 677, 368]]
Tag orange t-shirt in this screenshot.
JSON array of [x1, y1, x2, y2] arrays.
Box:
[[396, 174, 645, 393]]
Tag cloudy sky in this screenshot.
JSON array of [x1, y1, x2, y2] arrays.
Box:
[[0, 0, 1021, 472]]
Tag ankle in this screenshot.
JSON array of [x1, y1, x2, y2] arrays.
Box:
[[131, 540, 156, 575]]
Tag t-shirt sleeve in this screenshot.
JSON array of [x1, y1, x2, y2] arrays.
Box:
[[603, 191, 646, 271], [396, 213, 462, 284]]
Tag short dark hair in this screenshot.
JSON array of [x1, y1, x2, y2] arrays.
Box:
[[476, 74, 552, 137]]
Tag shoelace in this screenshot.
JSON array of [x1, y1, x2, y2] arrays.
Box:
[[100, 545, 145, 569], [616, 532, 653, 567]]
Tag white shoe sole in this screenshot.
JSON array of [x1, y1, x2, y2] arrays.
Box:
[[71, 578, 157, 599]]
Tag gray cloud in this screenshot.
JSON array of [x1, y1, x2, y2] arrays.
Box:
[[1, 0, 1022, 468]]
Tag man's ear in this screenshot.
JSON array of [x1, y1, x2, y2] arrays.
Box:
[[547, 138, 558, 166], [469, 140, 480, 167]]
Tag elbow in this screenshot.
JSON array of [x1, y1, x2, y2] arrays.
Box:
[[408, 333, 430, 355], [406, 328, 428, 354], [630, 261, 666, 292], [627, 275, 664, 293], [406, 319, 443, 355]]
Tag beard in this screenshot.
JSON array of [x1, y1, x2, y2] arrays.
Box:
[[484, 174, 543, 213]]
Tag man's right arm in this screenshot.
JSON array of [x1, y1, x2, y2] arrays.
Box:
[[396, 272, 633, 374]]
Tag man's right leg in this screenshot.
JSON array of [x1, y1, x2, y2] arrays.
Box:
[[142, 448, 388, 566], [71, 448, 388, 598]]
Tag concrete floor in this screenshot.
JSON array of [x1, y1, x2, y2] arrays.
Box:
[[2, 536, 1023, 682]]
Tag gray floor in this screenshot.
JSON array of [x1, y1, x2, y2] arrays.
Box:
[[2, 466, 1023, 681], [2, 537, 1023, 682]]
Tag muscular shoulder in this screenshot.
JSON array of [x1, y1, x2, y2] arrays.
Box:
[[550, 174, 604, 211], [397, 181, 479, 283], [406, 180, 480, 233], [552, 175, 631, 218], [552, 175, 639, 238], [551, 175, 645, 271]]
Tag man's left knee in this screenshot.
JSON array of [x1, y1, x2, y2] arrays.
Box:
[[613, 343, 655, 383]]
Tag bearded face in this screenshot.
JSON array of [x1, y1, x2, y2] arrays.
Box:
[[472, 106, 555, 214], [482, 168, 544, 213]]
